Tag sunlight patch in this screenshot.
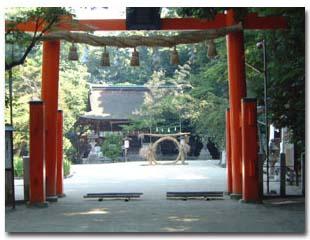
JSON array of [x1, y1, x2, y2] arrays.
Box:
[[168, 216, 200, 222], [171, 174, 208, 180], [161, 226, 190, 232], [64, 208, 109, 216]]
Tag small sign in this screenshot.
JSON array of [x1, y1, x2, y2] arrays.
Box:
[[124, 140, 130, 149]]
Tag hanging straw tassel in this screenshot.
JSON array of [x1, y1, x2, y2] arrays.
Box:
[[101, 46, 110, 66], [68, 43, 78, 61], [170, 46, 180, 65], [207, 39, 217, 59], [130, 47, 139, 66]]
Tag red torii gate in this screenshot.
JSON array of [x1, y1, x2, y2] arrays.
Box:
[[8, 9, 287, 206]]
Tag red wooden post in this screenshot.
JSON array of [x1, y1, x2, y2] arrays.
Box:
[[56, 110, 65, 197], [241, 98, 261, 203], [29, 101, 48, 207], [226, 108, 232, 194], [41, 40, 60, 201], [226, 9, 247, 198]]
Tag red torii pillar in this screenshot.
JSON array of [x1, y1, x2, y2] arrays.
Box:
[[241, 98, 261, 203], [226, 108, 232, 194], [28, 101, 48, 207], [56, 110, 65, 197], [226, 9, 247, 198], [41, 40, 60, 202]]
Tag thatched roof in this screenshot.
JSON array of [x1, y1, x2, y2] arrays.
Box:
[[79, 85, 150, 123]]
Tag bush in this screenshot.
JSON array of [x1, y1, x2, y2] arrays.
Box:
[[101, 134, 123, 162], [63, 158, 71, 177], [13, 156, 23, 177], [12, 155, 71, 178]]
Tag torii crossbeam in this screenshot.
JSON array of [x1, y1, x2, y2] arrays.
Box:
[[7, 12, 287, 31]]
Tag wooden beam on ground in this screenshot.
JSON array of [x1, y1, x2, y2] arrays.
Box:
[[166, 191, 224, 200], [83, 192, 143, 201]]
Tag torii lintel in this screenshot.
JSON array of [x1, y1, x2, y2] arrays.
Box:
[[6, 12, 287, 32]]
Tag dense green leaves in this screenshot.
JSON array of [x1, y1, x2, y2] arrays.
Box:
[[176, 7, 305, 157], [244, 8, 305, 156], [5, 42, 89, 163], [101, 134, 123, 162]]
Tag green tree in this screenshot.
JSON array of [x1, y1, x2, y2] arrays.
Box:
[[5, 50, 42, 156], [101, 134, 123, 162], [83, 32, 193, 85], [5, 7, 72, 71], [125, 66, 195, 134], [189, 37, 229, 150], [176, 7, 305, 157], [58, 42, 90, 163], [5, 40, 89, 164], [244, 8, 305, 157]]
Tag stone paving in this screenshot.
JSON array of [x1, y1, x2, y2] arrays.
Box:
[[5, 160, 305, 233]]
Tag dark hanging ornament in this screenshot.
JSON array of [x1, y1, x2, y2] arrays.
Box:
[[170, 46, 180, 65], [101, 46, 110, 66], [68, 43, 79, 61], [130, 47, 139, 66]]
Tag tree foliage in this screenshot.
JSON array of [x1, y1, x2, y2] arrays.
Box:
[[5, 41, 89, 163], [5, 7, 72, 71], [82, 35, 189, 85], [176, 7, 305, 156], [244, 8, 305, 156], [101, 134, 123, 162]]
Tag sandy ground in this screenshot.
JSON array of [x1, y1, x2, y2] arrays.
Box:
[[6, 160, 305, 233], [65, 160, 227, 200]]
